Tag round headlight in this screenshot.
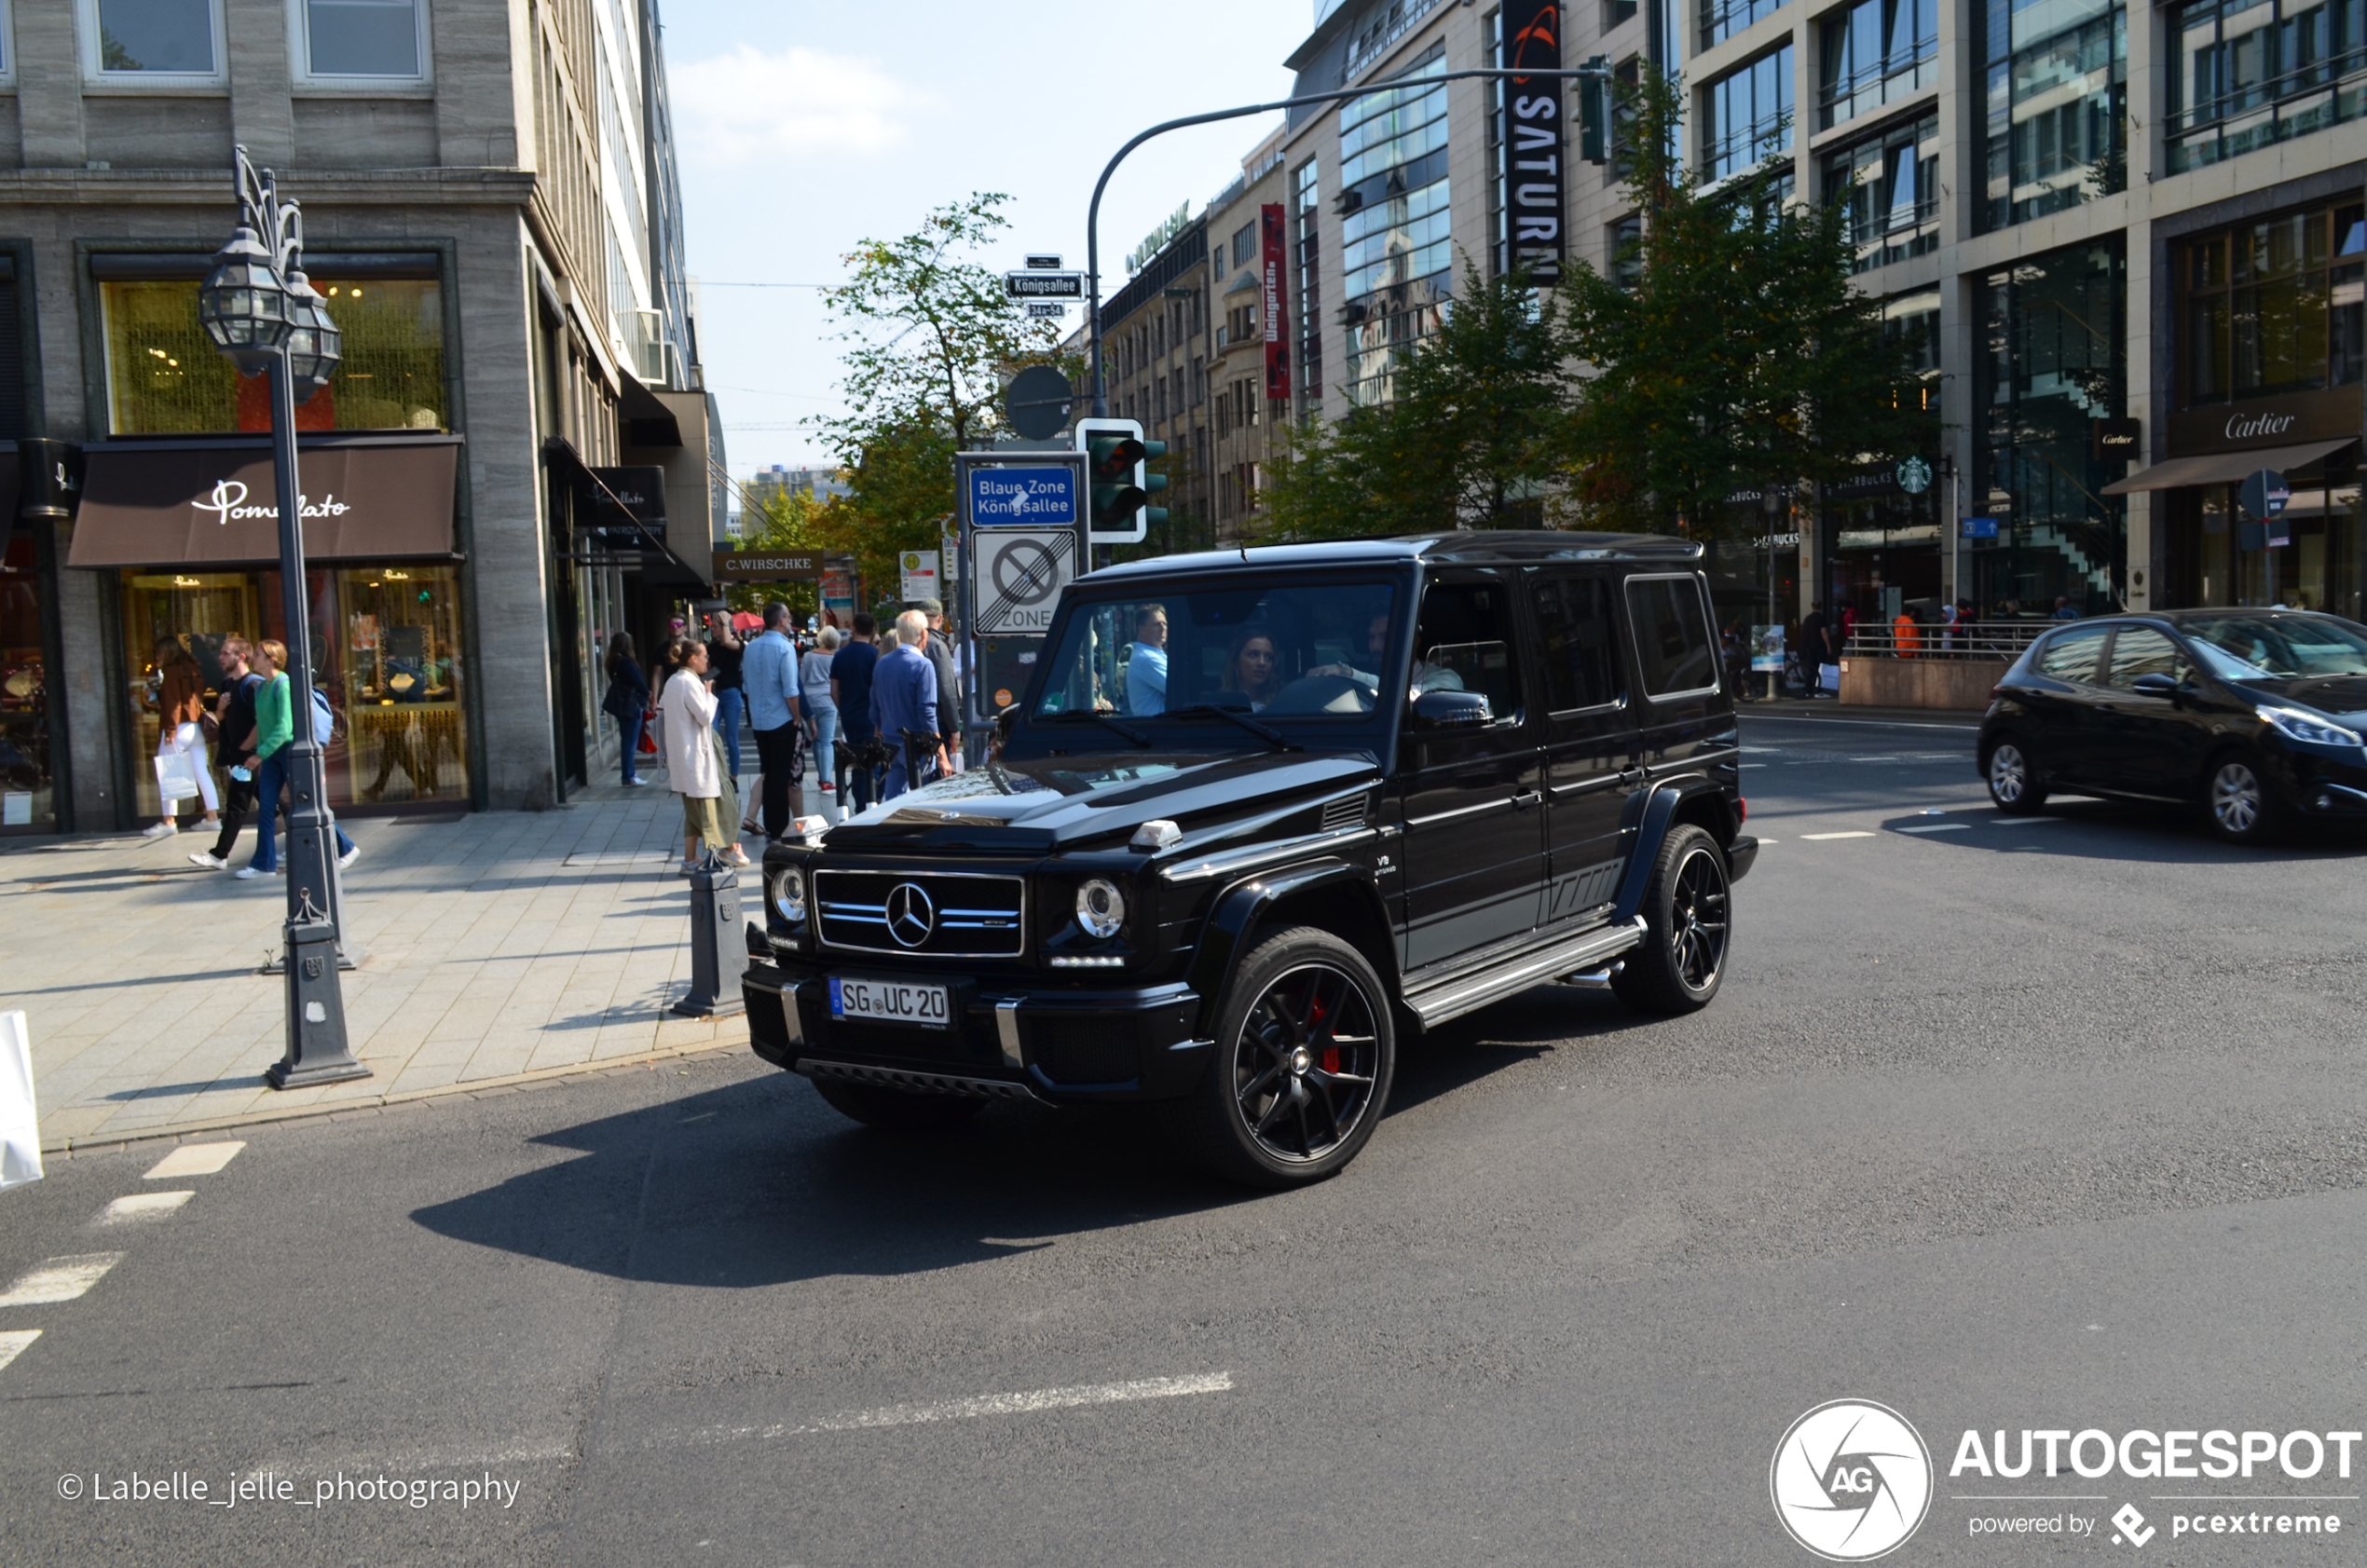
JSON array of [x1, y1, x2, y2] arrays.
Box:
[[771, 867, 807, 924], [1074, 877, 1126, 939]]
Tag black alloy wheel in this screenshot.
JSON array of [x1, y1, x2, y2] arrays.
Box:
[[812, 1077, 988, 1132], [1612, 824, 1731, 1015], [1986, 739, 2049, 814], [1179, 925, 1395, 1188], [2205, 751, 2278, 845]]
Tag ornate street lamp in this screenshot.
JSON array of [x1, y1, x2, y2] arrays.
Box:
[[200, 144, 368, 1091]]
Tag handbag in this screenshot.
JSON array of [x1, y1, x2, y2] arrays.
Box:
[[154, 747, 201, 803], [641, 706, 663, 755]]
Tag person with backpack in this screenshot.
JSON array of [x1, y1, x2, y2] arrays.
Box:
[[188, 636, 262, 870], [237, 639, 358, 880]]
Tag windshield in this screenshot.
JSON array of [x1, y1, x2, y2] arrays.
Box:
[[2183, 614, 2367, 678], [1030, 577, 1402, 733]]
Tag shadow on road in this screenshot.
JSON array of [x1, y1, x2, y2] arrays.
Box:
[[1883, 800, 2367, 863]]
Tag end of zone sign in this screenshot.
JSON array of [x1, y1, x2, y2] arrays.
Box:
[[967, 465, 1077, 527]]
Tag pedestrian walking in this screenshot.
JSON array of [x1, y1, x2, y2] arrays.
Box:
[[705, 616, 746, 779], [187, 637, 262, 870], [142, 637, 221, 839], [663, 637, 749, 874], [237, 639, 357, 880], [602, 633, 650, 787], [916, 598, 965, 774], [741, 601, 802, 839], [2051, 594, 2080, 620], [800, 626, 841, 810], [829, 610, 882, 813], [869, 609, 941, 801], [1799, 603, 1833, 698]]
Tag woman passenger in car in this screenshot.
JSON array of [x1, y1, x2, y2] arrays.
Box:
[[1222, 630, 1280, 709]]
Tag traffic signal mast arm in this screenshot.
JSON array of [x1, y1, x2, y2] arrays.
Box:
[[1084, 64, 1612, 419]]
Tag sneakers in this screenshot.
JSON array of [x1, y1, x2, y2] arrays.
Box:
[[186, 852, 227, 870], [337, 844, 360, 870], [819, 781, 834, 794], [677, 859, 700, 877], [623, 777, 648, 788], [233, 865, 264, 879], [140, 821, 177, 839]]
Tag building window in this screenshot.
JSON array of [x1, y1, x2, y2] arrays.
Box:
[[102, 276, 447, 435], [82, 0, 224, 82], [1977, 0, 2125, 231], [297, 0, 427, 80], [2180, 201, 2366, 405], [1702, 0, 1784, 50], [1823, 113, 1939, 271], [1608, 216, 1644, 290], [1293, 157, 1323, 403], [1703, 45, 1793, 182], [1338, 48, 1452, 407], [1486, 8, 1508, 278], [1232, 224, 1256, 270], [2167, 0, 2367, 174], [1819, 0, 1938, 129]]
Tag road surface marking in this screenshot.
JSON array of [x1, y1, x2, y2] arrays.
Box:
[[1895, 824, 1971, 834], [1986, 815, 2070, 826], [99, 1191, 194, 1225], [144, 1141, 244, 1179], [0, 1253, 125, 1308], [1800, 831, 1877, 840], [673, 1372, 1237, 1447], [0, 1329, 39, 1372], [1850, 755, 1904, 762]]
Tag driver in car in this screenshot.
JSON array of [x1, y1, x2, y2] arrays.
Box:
[[1311, 613, 1466, 702]]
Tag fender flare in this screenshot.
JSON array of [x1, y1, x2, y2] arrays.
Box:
[[1183, 858, 1385, 1038], [1611, 780, 1733, 922]]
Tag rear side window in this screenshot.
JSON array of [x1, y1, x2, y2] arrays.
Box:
[[1624, 575, 1717, 698], [1530, 573, 1624, 712], [2035, 625, 2108, 682], [1416, 578, 1524, 720], [2102, 628, 2191, 688]]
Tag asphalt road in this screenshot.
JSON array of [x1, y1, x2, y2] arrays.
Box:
[[7, 712, 2367, 1567]]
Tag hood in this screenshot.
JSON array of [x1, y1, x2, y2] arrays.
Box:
[[817, 749, 1383, 855], [2231, 674, 2367, 721]]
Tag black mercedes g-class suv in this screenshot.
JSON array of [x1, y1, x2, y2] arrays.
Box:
[[744, 533, 1755, 1186]]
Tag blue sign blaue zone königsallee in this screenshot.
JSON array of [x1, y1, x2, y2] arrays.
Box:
[[968, 466, 1078, 527]]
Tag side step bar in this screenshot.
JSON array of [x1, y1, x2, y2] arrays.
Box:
[[1402, 918, 1648, 1030], [796, 1058, 1050, 1104]]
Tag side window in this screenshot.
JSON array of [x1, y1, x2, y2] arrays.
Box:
[[1416, 577, 1523, 721], [2102, 628, 2190, 688], [2035, 625, 2109, 682], [1530, 572, 1625, 712], [1624, 575, 1717, 698]]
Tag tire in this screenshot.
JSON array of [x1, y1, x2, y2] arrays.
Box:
[[810, 1076, 987, 1133], [1611, 824, 1731, 1016], [2204, 750, 2279, 845], [1173, 925, 1396, 1189], [1985, 739, 2049, 814]]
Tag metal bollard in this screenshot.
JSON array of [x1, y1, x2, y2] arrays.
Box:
[[672, 856, 748, 1017]]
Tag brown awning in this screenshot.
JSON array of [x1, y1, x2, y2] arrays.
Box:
[[67, 439, 459, 567], [2100, 437, 2356, 495]]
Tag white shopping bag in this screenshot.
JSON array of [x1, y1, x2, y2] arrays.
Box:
[[0, 1011, 42, 1189], [154, 748, 200, 803], [1819, 662, 1842, 694]]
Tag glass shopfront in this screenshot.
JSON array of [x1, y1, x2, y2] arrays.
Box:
[[0, 528, 56, 835]]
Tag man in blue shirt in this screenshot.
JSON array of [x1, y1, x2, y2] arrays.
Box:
[[1124, 603, 1168, 716], [828, 611, 882, 811], [740, 601, 802, 837], [869, 609, 940, 800]]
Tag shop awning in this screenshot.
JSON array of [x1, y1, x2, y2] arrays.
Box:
[[2100, 437, 2356, 495], [66, 437, 461, 567]]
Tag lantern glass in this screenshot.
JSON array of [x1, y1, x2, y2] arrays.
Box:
[[282, 271, 343, 395], [198, 226, 290, 355]]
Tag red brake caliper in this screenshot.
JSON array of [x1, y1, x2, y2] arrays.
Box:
[[1310, 989, 1339, 1075]]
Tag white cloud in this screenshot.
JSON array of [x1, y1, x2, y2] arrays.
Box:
[[670, 44, 934, 164]]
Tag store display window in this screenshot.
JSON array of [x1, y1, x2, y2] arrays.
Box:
[[0, 531, 54, 834]]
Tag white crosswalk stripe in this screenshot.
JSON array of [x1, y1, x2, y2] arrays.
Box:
[[143, 1141, 245, 1179], [99, 1191, 195, 1226], [0, 1253, 125, 1308], [0, 1329, 40, 1372]]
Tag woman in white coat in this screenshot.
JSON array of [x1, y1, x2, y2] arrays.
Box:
[[663, 639, 749, 873]]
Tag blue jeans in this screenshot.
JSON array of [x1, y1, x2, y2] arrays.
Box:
[[712, 688, 744, 778], [250, 754, 356, 873], [618, 708, 644, 784], [804, 701, 837, 795]]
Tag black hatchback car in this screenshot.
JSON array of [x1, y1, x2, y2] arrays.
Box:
[[1979, 607, 2367, 843]]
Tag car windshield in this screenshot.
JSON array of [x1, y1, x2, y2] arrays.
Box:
[[1028, 576, 1402, 739], [2182, 614, 2367, 678]]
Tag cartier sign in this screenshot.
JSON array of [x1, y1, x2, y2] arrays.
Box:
[[2169, 385, 2362, 457]]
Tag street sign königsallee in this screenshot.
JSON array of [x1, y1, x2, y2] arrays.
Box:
[[966, 464, 1078, 527], [1006, 271, 1085, 299]]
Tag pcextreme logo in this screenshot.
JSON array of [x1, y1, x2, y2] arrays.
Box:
[[1772, 1399, 1935, 1561]]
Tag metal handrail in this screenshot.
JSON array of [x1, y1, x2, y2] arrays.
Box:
[[1842, 620, 2053, 660]]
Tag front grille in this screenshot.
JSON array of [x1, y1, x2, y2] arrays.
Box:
[[1320, 792, 1371, 832], [813, 869, 1026, 958]]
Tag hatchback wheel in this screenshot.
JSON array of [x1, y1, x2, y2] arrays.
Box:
[[1986, 740, 2048, 814], [2206, 753, 2278, 845]]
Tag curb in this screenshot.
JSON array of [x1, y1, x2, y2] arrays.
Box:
[[38, 1022, 756, 1159]]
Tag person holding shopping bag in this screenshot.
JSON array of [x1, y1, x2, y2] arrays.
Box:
[[663, 638, 749, 875], [143, 637, 220, 839]]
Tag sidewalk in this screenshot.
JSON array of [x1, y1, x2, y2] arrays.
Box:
[[2, 768, 821, 1153]]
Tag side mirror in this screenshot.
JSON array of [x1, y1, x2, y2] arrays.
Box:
[[1410, 689, 1493, 730], [2130, 672, 2180, 700]]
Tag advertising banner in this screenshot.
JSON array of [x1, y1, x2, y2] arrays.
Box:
[[1501, 0, 1567, 285], [1261, 203, 1291, 401]]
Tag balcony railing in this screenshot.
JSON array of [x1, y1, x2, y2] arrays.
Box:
[[2167, 48, 2367, 173]]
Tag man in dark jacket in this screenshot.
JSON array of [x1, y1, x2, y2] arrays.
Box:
[[916, 597, 963, 773], [188, 637, 262, 870]]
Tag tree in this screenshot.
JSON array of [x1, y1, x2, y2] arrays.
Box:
[[1261, 258, 1571, 539], [1557, 74, 1931, 537], [812, 193, 1072, 590]]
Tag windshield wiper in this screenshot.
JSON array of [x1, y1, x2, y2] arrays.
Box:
[[1159, 703, 1300, 752], [1036, 709, 1152, 746]]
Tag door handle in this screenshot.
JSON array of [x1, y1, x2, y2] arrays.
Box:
[[1618, 766, 1648, 786], [1510, 789, 1542, 810]]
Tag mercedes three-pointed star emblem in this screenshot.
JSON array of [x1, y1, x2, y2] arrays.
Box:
[[884, 881, 936, 948]]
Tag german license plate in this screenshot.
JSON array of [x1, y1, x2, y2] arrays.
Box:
[[828, 976, 952, 1029]]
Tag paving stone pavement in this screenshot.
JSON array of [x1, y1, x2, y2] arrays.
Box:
[[0, 770, 825, 1152]]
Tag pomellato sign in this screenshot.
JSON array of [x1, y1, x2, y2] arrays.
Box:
[[193, 479, 354, 526], [2169, 385, 2362, 457]]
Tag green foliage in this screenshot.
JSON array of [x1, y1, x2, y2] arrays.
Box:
[[1557, 73, 1931, 537]]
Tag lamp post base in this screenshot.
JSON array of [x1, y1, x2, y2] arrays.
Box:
[[263, 914, 372, 1090]]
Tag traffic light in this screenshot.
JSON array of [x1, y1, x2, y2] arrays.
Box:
[[1076, 417, 1167, 543], [1578, 57, 1613, 166]]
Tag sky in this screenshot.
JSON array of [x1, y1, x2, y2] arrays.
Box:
[[658, 0, 1301, 479]]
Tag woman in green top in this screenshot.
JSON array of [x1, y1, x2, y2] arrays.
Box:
[[236, 638, 360, 880]]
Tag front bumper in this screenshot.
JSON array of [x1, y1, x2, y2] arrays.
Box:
[[743, 960, 1211, 1102]]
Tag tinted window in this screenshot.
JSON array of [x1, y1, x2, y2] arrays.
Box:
[[1417, 579, 1523, 720], [1625, 576, 1717, 697], [1531, 573, 1625, 712], [2102, 628, 2190, 688], [2035, 625, 2108, 681]]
